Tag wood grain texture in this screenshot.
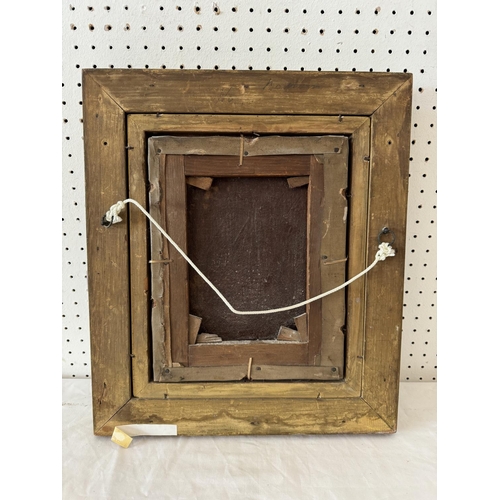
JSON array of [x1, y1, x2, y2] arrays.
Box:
[[85, 71, 412, 435], [127, 114, 368, 397], [86, 69, 409, 116], [128, 114, 368, 137], [128, 116, 154, 394], [158, 365, 341, 382], [363, 77, 413, 429], [188, 314, 202, 345], [188, 342, 308, 367], [184, 155, 311, 177], [136, 378, 359, 400], [82, 72, 131, 432], [155, 135, 345, 156], [344, 119, 371, 392], [319, 148, 349, 370], [164, 155, 189, 365], [97, 397, 392, 436], [287, 176, 310, 189], [306, 156, 325, 364], [186, 176, 213, 190], [148, 146, 171, 379]]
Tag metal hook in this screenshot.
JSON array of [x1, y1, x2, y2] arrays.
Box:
[[101, 215, 114, 228], [377, 227, 396, 245]]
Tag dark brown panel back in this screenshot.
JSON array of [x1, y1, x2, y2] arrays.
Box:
[[186, 160, 309, 341]]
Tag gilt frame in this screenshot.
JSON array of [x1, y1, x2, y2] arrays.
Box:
[[83, 69, 412, 436]]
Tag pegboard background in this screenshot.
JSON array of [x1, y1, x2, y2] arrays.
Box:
[[62, 0, 437, 381]]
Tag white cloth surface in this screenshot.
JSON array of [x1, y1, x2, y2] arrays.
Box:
[[62, 380, 436, 500]]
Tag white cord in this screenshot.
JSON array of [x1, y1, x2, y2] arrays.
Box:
[[104, 199, 395, 316]]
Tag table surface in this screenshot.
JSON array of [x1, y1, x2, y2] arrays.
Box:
[[62, 380, 436, 500]]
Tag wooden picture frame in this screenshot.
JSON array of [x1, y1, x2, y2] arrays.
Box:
[[83, 70, 412, 436], [148, 135, 349, 382]]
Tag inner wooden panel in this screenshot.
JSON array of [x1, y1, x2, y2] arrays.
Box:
[[187, 164, 308, 341]]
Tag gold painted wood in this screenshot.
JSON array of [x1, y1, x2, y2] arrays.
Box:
[[97, 397, 392, 437], [86, 69, 409, 116], [362, 78, 413, 429], [127, 114, 369, 399], [83, 70, 412, 436], [82, 72, 131, 432], [343, 119, 372, 393], [128, 113, 369, 136], [139, 379, 358, 400]]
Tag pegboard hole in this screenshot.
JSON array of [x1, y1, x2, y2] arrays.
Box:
[[196, 25, 202, 31], [301, 28, 307, 34], [104, 25, 112, 31]]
